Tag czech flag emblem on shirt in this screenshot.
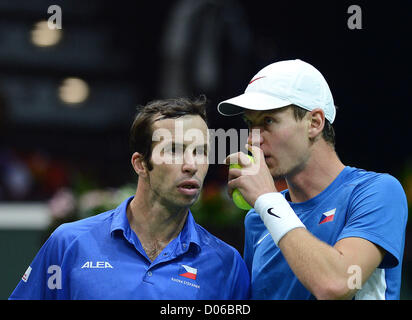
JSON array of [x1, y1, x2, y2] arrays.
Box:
[[319, 208, 336, 224], [179, 265, 197, 280]]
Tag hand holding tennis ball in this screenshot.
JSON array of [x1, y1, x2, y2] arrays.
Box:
[[226, 145, 278, 210], [229, 155, 254, 210]]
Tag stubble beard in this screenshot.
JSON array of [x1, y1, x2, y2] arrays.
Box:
[[269, 156, 309, 182]]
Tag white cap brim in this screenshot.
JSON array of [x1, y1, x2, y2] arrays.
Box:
[[217, 92, 292, 116]]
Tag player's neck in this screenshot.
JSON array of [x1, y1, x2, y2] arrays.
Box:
[[285, 143, 345, 203], [127, 184, 188, 260]]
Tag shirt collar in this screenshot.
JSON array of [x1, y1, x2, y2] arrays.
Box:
[[179, 208, 201, 252], [110, 196, 134, 235], [110, 196, 201, 251]]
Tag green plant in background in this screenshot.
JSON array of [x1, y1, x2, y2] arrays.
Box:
[[76, 184, 136, 219], [190, 182, 246, 228], [45, 183, 136, 240]]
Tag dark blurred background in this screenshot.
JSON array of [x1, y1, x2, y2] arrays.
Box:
[[0, 0, 411, 299]]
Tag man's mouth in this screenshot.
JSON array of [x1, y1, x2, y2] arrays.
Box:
[[181, 185, 196, 189], [177, 180, 200, 195], [178, 180, 200, 188]]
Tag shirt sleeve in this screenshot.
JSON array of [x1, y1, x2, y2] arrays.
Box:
[[9, 225, 69, 300], [336, 174, 408, 268], [243, 210, 257, 276]]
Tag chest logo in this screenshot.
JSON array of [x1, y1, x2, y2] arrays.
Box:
[[319, 208, 336, 224], [179, 264, 197, 280], [81, 261, 114, 269]]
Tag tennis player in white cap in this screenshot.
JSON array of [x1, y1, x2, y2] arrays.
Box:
[[218, 59, 408, 300]]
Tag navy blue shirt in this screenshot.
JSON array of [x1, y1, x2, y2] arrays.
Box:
[[10, 196, 250, 300]]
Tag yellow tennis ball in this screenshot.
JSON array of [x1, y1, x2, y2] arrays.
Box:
[[232, 189, 252, 210], [229, 155, 254, 210]]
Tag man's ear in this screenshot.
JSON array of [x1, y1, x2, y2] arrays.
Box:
[[308, 108, 325, 140], [131, 152, 148, 178]]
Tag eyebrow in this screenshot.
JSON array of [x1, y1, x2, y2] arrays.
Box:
[[164, 141, 209, 150], [243, 109, 284, 124], [241, 113, 265, 125]]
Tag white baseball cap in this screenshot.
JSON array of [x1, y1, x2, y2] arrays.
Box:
[[217, 59, 336, 123]]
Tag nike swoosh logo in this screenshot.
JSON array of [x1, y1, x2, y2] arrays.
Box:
[[267, 208, 280, 218], [257, 233, 270, 245]]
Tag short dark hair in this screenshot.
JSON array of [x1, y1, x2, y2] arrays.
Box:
[[289, 104, 336, 147], [129, 95, 208, 170]]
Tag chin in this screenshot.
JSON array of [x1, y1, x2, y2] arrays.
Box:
[[178, 194, 200, 208], [269, 165, 288, 180]]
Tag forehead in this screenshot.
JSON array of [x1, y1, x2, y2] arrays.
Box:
[[153, 114, 207, 130], [152, 115, 209, 142]]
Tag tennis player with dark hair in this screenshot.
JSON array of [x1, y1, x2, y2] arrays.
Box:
[[218, 59, 408, 299], [10, 96, 250, 299]]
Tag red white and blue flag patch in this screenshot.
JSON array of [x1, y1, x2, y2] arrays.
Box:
[[319, 208, 336, 224], [179, 265, 197, 280]]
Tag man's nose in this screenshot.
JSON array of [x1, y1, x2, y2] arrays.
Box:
[[182, 152, 198, 174], [247, 128, 263, 146]]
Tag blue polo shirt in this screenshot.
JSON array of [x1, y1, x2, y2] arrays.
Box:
[[9, 196, 250, 300], [244, 166, 408, 300]]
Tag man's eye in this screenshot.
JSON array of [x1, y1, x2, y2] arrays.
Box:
[[264, 117, 274, 125], [196, 147, 208, 156], [244, 119, 253, 128], [165, 144, 181, 154], [165, 145, 175, 153]]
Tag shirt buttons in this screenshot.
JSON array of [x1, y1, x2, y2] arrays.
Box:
[[147, 271, 152, 277], [182, 243, 187, 249]]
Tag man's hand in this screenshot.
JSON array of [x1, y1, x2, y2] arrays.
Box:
[[225, 144, 277, 207]]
